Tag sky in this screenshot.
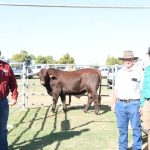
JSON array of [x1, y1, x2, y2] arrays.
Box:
[[0, 0, 150, 65]]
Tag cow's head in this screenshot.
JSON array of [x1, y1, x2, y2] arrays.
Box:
[[36, 68, 49, 86], [37, 68, 53, 95]]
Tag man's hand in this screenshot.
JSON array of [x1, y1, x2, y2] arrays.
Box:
[[9, 99, 17, 106], [111, 104, 115, 113]]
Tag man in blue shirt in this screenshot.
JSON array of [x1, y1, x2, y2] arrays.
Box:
[[140, 47, 150, 150]]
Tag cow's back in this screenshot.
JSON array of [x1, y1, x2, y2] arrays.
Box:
[[76, 68, 101, 90], [47, 68, 101, 94]]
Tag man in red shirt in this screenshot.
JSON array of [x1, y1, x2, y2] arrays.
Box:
[[0, 50, 18, 150]]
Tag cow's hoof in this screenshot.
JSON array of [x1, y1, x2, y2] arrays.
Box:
[[84, 109, 87, 113], [95, 111, 99, 115]]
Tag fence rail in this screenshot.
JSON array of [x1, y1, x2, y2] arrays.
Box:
[[9, 62, 111, 112]]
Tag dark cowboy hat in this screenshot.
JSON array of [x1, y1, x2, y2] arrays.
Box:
[[118, 50, 138, 60]]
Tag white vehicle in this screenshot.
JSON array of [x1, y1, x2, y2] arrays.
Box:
[[107, 65, 122, 89], [99, 66, 110, 77], [12, 66, 33, 79], [31, 64, 50, 75]]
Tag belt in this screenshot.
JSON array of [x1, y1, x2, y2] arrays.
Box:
[[118, 99, 139, 103]]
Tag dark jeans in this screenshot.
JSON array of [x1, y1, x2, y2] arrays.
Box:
[[115, 100, 142, 150], [0, 99, 9, 150]]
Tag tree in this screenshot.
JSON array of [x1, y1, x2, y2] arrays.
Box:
[[106, 56, 122, 65], [57, 53, 75, 64], [11, 50, 32, 62], [45, 56, 55, 64], [35, 55, 55, 64], [11, 50, 75, 64], [30, 54, 36, 60]]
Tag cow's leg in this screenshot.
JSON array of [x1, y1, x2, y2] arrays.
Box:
[[51, 93, 59, 113], [60, 94, 67, 113], [84, 93, 93, 113], [98, 94, 101, 107], [85, 92, 99, 115], [93, 94, 99, 115], [68, 94, 71, 106]]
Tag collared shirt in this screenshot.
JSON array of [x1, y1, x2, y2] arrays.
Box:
[[0, 60, 18, 100], [140, 65, 150, 106], [115, 66, 143, 100]]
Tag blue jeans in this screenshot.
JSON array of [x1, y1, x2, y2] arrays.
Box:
[[115, 100, 142, 150], [0, 99, 9, 150]]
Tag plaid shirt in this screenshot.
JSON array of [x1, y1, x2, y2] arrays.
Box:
[[0, 60, 18, 100]]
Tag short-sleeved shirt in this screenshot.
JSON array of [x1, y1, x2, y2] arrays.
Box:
[[140, 65, 150, 106], [115, 66, 143, 100]]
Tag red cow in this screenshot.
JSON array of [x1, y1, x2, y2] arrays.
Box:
[[37, 68, 101, 114]]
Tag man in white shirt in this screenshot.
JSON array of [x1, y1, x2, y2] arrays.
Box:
[[111, 50, 142, 150]]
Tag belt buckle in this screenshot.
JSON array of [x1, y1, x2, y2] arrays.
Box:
[[123, 99, 130, 103], [126, 99, 130, 103], [128, 99, 131, 102]]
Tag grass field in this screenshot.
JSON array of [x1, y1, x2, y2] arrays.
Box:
[[8, 78, 148, 150]]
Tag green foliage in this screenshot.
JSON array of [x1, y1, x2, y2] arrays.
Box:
[[11, 50, 75, 64], [57, 53, 75, 64], [12, 50, 32, 62], [35, 55, 54, 64], [30, 54, 36, 60], [106, 56, 122, 65]]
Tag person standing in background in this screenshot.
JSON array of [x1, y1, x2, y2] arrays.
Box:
[[111, 50, 142, 150], [0, 50, 18, 150], [140, 47, 150, 150]]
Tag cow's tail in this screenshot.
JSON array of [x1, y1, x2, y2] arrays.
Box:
[[98, 78, 102, 106], [97, 69, 102, 106]]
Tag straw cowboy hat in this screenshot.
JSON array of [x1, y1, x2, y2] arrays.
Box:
[[118, 50, 138, 60]]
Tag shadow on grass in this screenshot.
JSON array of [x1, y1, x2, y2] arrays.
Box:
[[9, 129, 89, 150], [8, 108, 31, 134], [9, 107, 42, 149], [9, 103, 112, 150], [61, 111, 70, 131], [67, 104, 111, 115], [142, 134, 148, 150], [9, 106, 90, 150], [100, 104, 111, 115]]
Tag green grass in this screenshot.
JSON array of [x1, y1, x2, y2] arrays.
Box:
[[8, 78, 147, 150], [8, 103, 135, 150]]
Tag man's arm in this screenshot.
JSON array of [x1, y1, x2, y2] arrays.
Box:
[[111, 88, 117, 112], [8, 66, 18, 106]]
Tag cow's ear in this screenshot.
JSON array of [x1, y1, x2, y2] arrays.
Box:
[[49, 74, 56, 79], [49, 74, 54, 78]]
